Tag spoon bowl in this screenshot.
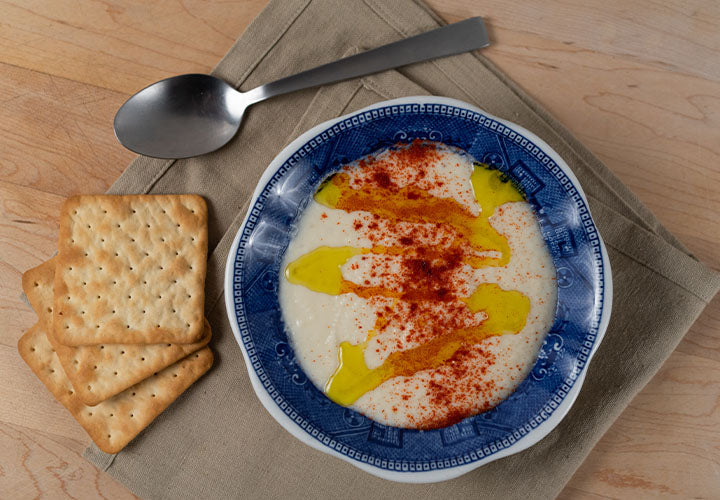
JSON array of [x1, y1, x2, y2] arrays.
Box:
[[114, 74, 245, 159]]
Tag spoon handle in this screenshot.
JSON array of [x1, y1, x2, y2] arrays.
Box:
[[244, 17, 489, 104]]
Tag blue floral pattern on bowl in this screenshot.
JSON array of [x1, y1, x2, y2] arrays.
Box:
[[225, 97, 611, 482]]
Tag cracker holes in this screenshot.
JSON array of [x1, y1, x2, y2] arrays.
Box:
[[110, 413, 114, 417], [98, 267, 103, 271], [173, 374, 178, 378], [141, 357, 145, 361], [34, 282, 39, 287], [113, 371, 117, 376], [156, 324, 160, 328], [46, 307, 52, 313], [126, 324, 130, 329], [102, 209, 107, 214], [101, 238, 105, 242], [112, 309, 116, 314], [49, 369, 55, 373], [142, 309, 146, 314], [151, 394, 156, 398], [88, 412, 93, 416], [159, 266, 164, 270], [167, 344, 171, 347], [68, 390, 73, 395], [130, 413, 134, 418], [73, 359, 78, 365], [146, 224, 151, 228], [132, 392, 136, 396], [95, 324, 100, 329], [121, 350, 125, 355], [100, 345, 105, 349], [195, 354, 199, 358], [132, 209, 136, 214], [93, 365, 98, 370], [87, 385, 92, 390], [116, 224, 120, 228], [30, 347, 36, 352], [171, 309, 176, 313]]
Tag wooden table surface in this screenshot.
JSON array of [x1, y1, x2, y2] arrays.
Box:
[[1, 1, 718, 498]]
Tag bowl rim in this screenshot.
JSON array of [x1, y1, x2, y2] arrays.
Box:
[[224, 95, 613, 483]]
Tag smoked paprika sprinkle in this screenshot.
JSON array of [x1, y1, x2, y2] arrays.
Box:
[[285, 140, 534, 428]]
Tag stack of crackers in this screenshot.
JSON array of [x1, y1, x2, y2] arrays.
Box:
[[18, 194, 213, 454]]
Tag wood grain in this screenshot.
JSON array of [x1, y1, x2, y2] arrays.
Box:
[[0, 63, 133, 197], [0, 422, 137, 499], [0, 0, 718, 498]]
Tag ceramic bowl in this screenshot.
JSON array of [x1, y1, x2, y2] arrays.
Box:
[[224, 96, 612, 482]]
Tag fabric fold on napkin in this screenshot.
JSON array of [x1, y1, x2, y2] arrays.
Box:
[[84, 0, 720, 498]]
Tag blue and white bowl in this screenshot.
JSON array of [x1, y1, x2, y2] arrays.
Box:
[[224, 96, 612, 482]]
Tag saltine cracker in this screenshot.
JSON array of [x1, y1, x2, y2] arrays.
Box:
[[53, 194, 208, 345]]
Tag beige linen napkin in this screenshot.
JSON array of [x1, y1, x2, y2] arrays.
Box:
[[82, 0, 720, 497]]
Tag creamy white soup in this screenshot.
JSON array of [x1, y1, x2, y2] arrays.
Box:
[[279, 141, 556, 428]]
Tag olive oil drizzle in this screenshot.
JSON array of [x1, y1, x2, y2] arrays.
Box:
[[285, 162, 530, 406]]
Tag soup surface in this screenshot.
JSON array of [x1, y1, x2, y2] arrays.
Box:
[[279, 140, 557, 428]]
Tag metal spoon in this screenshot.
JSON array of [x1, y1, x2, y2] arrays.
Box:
[[114, 17, 489, 159]]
